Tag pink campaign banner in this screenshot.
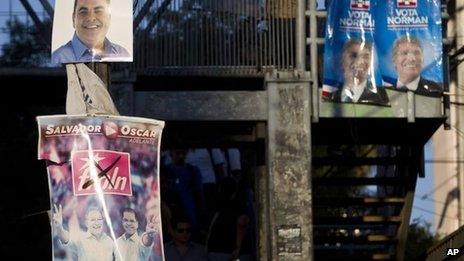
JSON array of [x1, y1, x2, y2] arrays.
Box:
[[37, 115, 165, 261]]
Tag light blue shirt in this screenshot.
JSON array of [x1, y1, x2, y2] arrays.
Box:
[[52, 33, 130, 64], [63, 231, 115, 261]]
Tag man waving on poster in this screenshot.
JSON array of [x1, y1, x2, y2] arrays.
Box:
[[115, 208, 159, 261], [52, 0, 130, 64], [53, 204, 115, 261]]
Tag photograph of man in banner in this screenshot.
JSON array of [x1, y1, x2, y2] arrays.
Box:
[[51, 0, 132, 64], [391, 35, 442, 97], [115, 208, 159, 261], [53, 205, 116, 261], [329, 38, 388, 105]]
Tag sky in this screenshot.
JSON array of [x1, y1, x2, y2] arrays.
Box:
[[412, 141, 436, 232], [0, 0, 55, 52]]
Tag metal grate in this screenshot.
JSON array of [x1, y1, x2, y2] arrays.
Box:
[[129, 0, 297, 76]]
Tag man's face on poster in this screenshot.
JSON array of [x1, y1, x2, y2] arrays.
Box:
[[393, 42, 423, 84], [342, 42, 371, 86], [86, 209, 104, 237], [122, 211, 139, 236], [73, 0, 111, 49]]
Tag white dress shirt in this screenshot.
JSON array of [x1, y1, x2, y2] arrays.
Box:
[[396, 76, 420, 91], [115, 233, 152, 261], [63, 231, 115, 261], [341, 80, 367, 102]]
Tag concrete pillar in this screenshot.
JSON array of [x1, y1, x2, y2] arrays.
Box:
[[265, 72, 313, 260]]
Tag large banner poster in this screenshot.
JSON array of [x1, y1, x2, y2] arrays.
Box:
[[322, 0, 389, 106], [376, 0, 443, 97], [37, 115, 165, 261], [322, 0, 443, 106]]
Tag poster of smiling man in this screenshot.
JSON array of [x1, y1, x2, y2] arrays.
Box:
[[37, 115, 165, 260], [375, 0, 443, 97], [51, 0, 133, 64], [322, 0, 389, 106]]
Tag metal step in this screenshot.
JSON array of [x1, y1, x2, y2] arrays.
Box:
[[313, 156, 409, 166], [313, 177, 405, 186], [315, 235, 397, 245], [314, 216, 402, 225], [314, 197, 405, 206]]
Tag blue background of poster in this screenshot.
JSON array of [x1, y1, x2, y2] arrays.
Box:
[[375, 0, 443, 85], [323, 0, 383, 90]]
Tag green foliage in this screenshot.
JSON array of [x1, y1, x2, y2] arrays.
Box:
[[0, 18, 51, 67], [405, 218, 437, 261]]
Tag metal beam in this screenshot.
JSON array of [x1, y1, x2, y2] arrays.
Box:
[[313, 177, 405, 186], [134, 0, 156, 30], [135, 91, 268, 121], [143, 0, 173, 34], [312, 156, 412, 166], [38, 0, 54, 19], [19, 0, 44, 31], [19, 0, 49, 47], [314, 216, 402, 225], [427, 225, 464, 260], [313, 197, 405, 206], [308, 0, 320, 122], [296, 0, 306, 71]]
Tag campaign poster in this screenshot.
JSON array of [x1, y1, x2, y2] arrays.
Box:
[[51, 0, 133, 64], [322, 0, 389, 106], [376, 0, 443, 97], [37, 115, 165, 261]]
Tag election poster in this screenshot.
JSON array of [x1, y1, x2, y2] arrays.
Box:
[[37, 115, 164, 261], [322, 0, 389, 106], [376, 0, 443, 97], [51, 0, 133, 64]]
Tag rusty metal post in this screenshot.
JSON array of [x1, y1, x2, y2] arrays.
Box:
[[85, 63, 110, 88], [296, 0, 306, 71], [266, 71, 313, 260]]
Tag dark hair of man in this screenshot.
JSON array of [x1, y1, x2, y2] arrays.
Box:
[[342, 38, 373, 55], [392, 35, 422, 58], [73, 0, 111, 13], [171, 214, 191, 229], [121, 207, 139, 222]]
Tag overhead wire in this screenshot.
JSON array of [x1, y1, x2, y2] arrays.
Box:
[[418, 174, 457, 199], [413, 206, 459, 221]]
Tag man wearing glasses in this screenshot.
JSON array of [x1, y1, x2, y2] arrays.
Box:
[[165, 216, 207, 261]]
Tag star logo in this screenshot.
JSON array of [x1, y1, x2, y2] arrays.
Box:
[[102, 121, 119, 139], [397, 0, 417, 8], [71, 150, 132, 196], [350, 0, 370, 10]]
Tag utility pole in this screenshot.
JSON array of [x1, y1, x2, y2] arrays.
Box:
[[456, 0, 464, 227], [85, 63, 110, 89]]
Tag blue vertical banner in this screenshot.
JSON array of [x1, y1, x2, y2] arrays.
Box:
[[376, 0, 443, 97], [322, 0, 389, 106]]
